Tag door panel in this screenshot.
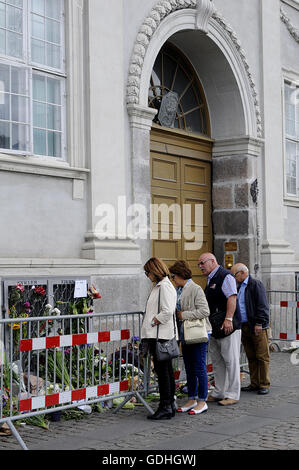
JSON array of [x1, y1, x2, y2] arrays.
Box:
[[152, 239, 182, 266], [181, 158, 211, 193], [151, 130, 212, 289], [151, 153, 181, 190], [181, 190, 212, 235], [151, 187, 181, 238]]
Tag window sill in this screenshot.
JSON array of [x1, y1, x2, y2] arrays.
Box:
[[0, 258, 141, 276], [0, 153, 89, 180], [284, 197, 299, 207]]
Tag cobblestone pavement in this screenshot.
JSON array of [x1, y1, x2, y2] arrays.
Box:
[[0, 351, 299, 450]]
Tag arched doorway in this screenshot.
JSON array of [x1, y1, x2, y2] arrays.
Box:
[[127, 4, 263, 307], [149, 43, 213, 288]]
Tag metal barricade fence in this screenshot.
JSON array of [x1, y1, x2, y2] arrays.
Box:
[[0, 311, 153, 450], [1, 309, 250, 450], [267, 291, 299, 349]]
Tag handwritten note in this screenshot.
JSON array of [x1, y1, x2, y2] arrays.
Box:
[[74, 280, 87, 298]]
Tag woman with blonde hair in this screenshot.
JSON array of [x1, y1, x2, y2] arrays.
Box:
[[169, 260, 211, 415], [141, 257, 178, 420]]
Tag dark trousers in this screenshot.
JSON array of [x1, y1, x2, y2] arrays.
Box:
[[182, 340, 209, 401], [148, 339, 175, 407], [241, 323, 270, 389]]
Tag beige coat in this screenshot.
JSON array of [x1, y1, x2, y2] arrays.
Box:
[[180, 279, 212, 332], [141, 276, 178, 340]]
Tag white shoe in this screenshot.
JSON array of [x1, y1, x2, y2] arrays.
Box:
[[177, 401, 197, 413], [188, 403, 208, 415]]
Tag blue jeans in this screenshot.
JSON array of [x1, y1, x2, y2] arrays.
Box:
[[182, 335, 210, 401]]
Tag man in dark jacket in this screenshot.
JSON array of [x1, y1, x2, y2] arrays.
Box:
[[231, 263, 270, 395]]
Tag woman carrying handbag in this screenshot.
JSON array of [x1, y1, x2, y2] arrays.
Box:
[[141, 258, 178, 420], [169, 260, 211, 416]]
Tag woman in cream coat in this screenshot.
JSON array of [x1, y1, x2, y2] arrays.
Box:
[[141, 257, 177, 420], [169, 260, 211, 416]]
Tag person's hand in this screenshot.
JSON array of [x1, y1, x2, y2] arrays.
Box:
[[177, 311, 183, 321], [221, 319, 234, 335], [152, 317, 161, 325], [254, 325, 262, 336]]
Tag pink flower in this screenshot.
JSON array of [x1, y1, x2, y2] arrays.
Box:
[[16, 283, 24, 293]]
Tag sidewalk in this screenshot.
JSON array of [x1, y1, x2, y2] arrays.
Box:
[[0, 351, 299, 451]]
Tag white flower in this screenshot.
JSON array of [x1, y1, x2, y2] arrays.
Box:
[[52, 308, 61, 316], [12, 362, 19, 375], [45, 304, 53, 311], [121, 364, 143, 375], [31, 286, 35, 290]]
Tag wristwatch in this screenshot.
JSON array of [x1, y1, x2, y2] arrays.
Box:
[[225, 317, 233, 322]]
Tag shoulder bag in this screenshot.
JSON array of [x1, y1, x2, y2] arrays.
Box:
[[183, 318, 208, 344], [155, 289, 179, 361]]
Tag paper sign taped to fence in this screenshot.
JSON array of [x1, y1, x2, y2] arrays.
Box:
[[74, 280, 87, 298]]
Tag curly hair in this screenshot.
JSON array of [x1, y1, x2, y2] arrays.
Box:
[[169, 260, 192, 280]]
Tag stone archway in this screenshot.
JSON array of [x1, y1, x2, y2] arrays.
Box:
[[127, 0, 264, 285], [127, 0, 262, 139]]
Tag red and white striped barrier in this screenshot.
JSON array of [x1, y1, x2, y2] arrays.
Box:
[[280, 301, 299, 308], [280, 333, 299, 340], [20, 329, 130, 352], [19, 380, 129, 412], [278, 300, 299, 339]]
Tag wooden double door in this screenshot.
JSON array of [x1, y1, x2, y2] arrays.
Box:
[[150, 125, 213, 289]]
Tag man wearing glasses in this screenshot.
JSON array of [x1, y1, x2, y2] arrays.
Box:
[[231, 263, 270, 395], [198, 253, 241, 406]]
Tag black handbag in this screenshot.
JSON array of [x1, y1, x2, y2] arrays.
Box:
[[155, 289, 179, 362], [210, 309, 238, 339]]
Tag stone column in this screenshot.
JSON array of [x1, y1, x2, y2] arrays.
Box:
[[259, 0, 296, 289], [212, 137, 263, 276], [127, 104, 157, 307], [81, 0, 141, 266]]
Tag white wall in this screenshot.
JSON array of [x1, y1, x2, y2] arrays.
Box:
[[0, 172, 87, 258], [212, 0, 262, 102]]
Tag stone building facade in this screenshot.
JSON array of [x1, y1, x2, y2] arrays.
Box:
[[0, 0, 299, 312]]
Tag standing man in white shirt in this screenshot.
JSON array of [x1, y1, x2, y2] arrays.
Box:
[[199, 253, 241, 406]]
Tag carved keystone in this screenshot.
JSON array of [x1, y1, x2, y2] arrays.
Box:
[[196, 0, 215, 33]]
